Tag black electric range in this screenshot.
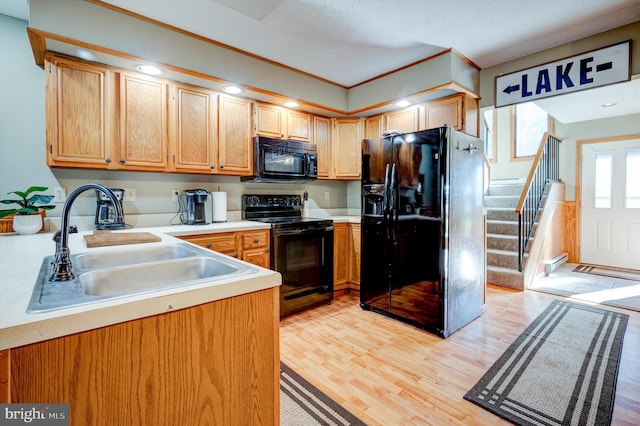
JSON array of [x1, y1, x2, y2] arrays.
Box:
[[242, 194, 334, 318]]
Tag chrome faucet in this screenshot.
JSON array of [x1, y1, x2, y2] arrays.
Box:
[[49, 184, 125, 282]]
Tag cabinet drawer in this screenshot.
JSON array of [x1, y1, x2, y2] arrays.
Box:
[[242, 231, 269, 250], [181, 233, 237, 254]]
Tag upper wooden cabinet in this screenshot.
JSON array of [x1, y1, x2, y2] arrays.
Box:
[[255, 102, 311, 142], [218, 95, 253, 175], [45, 54, 116, 169], [118, 73, 169, 171], [364, 114, 384, 140], [313, 116, 331, 178], [422, 93, 478, 136], [386, 107, 420, 134], [169, 83, 217, 173], [331, 118, 363, 179]]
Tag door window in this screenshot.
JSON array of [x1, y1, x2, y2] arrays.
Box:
[[594, 151, 613, 208], [625, 149, 640, 208]]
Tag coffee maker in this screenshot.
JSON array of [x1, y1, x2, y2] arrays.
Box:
[[181, 189, 210, 225], [95, 188, 126, 229]]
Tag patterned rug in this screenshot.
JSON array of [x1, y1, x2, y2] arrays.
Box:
[[464, 300, 628, 426], [281, 362, 366, 426]]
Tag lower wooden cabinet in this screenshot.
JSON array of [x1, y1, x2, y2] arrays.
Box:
[[179, 229, 270, 268], [333, 222, 361, 296], [2, 288, 280, 425]]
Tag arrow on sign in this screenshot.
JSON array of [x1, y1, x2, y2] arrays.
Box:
[[503, 84, 520, 94]]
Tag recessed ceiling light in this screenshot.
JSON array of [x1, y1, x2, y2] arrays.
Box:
[[284, 101, 299, 108], [136, 64, 163, 76], [223, 86, 242, 94], [601, 102, 617, 108], [395, 100, 412, 108]]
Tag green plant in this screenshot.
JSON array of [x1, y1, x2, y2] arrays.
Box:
[[0, 186, 55, 219]]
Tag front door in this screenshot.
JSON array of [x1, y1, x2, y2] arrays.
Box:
[[580, 137, 640, 270]]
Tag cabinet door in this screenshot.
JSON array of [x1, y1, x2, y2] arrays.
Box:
[[349, 223, 361, 288], [333, 223, 350, 291], [255, 103, 285, 138], [46, 54, 115, 169], [170, 83, 217, 173], [424, 95, 462, 130], [286, 110, 311, 142], [241, 230, 270, 268], [364, 114, 384, 140], [313, 116, 331, 179], [218, 96, 253, 175], [119, 73, 168, 171], [332, 118, 362, 180], [386, 107, 419, 134]]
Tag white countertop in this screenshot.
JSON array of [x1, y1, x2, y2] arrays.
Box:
[[0, 220, 278, 350]]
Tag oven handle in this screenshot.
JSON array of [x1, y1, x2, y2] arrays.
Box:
[[273, 226, 333, 236]]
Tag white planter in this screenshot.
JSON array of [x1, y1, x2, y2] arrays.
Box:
[[13, 214, 43, 235]]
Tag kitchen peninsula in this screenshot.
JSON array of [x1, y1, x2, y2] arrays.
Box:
[[0, 222, 281, 425]]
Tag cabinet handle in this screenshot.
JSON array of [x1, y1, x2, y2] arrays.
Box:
[[253, 238, 259, 243], [210, 165, 215, 169], [220, 165, 224, 169], [120, 158, 126, 164], [105, 158, 112, 164], [234, 253, 238, 258], [206, 243, 212, 248]]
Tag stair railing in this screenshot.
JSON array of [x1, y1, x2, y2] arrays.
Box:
[[515, 132, 562, 271]]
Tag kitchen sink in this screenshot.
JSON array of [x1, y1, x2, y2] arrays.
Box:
[[27, 243, 257, 313], [74, 244, 205, 270]]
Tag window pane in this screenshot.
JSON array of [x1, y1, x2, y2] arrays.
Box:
[[594, 152, 612, 208], [515, 102, 548, 157], [626, 149, 640, 208], [483, 109, 494, 160]]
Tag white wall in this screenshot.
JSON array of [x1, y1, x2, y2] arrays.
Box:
[[0, 14, 351, 228]]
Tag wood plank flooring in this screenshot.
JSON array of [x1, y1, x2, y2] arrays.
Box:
[[280, 285, 640, 425]]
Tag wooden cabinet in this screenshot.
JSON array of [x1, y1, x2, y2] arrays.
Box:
[[350, 223, 361, 289], [364, 114, 384, 140], [3, 288, 280, 425], [313, 116, 331, 178], [422, 93, 478, 135], [218, 95, 253, 175], [333, 223, 350, 292], [255, 103, 311, 142], [330, 118, 363, 180], [386, 107, 420, 134], [169, 83, 217, 173], [332, 222, 361, 296], [118, 72, 169, 171], [241, 230, 270, 268], [45, 53, 116, 169], [180, 229, 270, 268]]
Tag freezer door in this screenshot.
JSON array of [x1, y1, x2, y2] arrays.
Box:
[[442, 128, 485, 336], [360, 217, 392, 312]]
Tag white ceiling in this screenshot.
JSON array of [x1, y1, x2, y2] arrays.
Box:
[[1, 0, 639, 122]]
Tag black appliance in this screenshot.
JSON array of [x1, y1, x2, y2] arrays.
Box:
[[242, 194, 333, 318], [242, 136, 318, 183], [360, 126, 485, 337], [94, 188, 125, 230], [181, 189, 209, 225]]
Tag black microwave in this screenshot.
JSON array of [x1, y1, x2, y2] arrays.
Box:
[[242, 136, 318, 183]]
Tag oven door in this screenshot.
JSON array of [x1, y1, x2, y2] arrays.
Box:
[[272, 225, 334, 317]]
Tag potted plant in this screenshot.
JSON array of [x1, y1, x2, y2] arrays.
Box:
[[0, 186, 55, 235]]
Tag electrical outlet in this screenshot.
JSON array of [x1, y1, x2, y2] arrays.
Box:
[[123, 188, 136, 201], [324, 191, 330, 201], [53, 187, 66, 203], [171, 189, 180, 201]]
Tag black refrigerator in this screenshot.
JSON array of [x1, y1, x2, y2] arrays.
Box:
[[360, 126, 485, 337]]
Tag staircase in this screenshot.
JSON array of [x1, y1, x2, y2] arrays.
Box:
[[485, 181, 525, 290]]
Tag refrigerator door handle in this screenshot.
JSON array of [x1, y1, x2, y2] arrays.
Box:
[[383, 162, 392, 238], [390, 162, 399, 242]]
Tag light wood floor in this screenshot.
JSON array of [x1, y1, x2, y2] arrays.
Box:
[[280, 286, 640, 425]]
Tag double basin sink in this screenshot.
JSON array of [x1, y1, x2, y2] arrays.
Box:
[[28, 243, 257, 313]]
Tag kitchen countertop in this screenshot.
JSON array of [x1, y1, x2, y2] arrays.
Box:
[[0, 220, 278, 351]]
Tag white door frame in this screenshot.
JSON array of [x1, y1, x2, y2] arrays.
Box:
[[576, 133, 640, 267]]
